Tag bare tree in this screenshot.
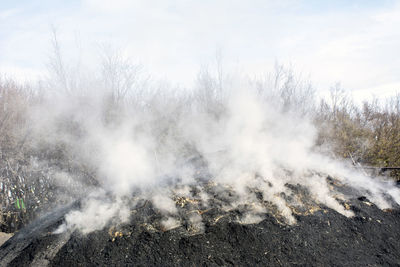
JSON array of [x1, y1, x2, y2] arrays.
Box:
[[251, 63, 315, 116], [48, 26, 70, 94], [100, 46, 144, 103]]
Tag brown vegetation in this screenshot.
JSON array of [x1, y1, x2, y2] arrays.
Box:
[[316, 84, 400, 181]]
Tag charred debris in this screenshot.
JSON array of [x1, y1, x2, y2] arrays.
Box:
[[0, 173, 400, 267]]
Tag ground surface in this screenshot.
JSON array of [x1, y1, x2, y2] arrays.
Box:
[[0, 182, 400, 266], [0, 234, 12, 247]]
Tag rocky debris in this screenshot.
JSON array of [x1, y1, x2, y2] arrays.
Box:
[[0, 180, 400, 266]]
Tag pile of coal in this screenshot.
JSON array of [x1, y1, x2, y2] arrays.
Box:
[[0, 182, 399, 266]]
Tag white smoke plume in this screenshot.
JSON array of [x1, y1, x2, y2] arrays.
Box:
[[24, 53, 400, 235]]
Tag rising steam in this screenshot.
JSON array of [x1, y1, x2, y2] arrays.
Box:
[[23, 53, 400, 235]]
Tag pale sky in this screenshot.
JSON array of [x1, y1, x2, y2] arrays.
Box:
[[1, 0, 400, 99]]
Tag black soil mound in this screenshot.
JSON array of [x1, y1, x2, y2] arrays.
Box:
[[1, 183, 400, 266]]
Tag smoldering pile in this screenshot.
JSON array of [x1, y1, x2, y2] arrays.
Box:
[[2, 72, 400, 265], [1, 172, 400, 266], [24, 83, 400, 236]]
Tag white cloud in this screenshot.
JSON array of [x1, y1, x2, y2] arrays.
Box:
[[0, 8, 19, 20], [0, 1, 399, 97], [82, 0, 135, 12]]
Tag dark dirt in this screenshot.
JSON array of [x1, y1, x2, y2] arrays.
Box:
[[1, 183, 400, 266]]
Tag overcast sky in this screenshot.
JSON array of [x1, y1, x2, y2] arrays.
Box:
[[1, 0, 399, 99]]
